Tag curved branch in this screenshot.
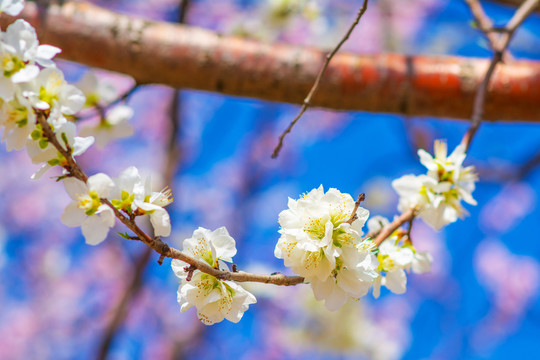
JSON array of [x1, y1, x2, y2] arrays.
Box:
[[35, 112, 305, 287], [2, 1, 540, 122]]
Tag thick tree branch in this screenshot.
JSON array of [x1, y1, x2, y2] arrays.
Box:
[[3, 1, 540, 122]]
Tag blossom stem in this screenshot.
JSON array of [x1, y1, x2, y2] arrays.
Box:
[[372, 208, 416, 247], [35, 111, 88, 182]]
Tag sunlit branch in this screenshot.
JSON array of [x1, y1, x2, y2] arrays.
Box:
[[3, 2, 540, 122], [36, 111, 305, 286]]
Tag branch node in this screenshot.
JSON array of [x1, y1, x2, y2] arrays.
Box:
[[154, 238, 170, 265], [183, 265, 196, 281]]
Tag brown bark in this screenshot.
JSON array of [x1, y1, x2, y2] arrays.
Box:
[[2, 1, 540, 122]]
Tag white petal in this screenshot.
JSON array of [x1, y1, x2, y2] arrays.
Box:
[[60, 202, 86, 227], [149, 206, 171, 237], [63, 177, 89, 200], [2, 1, 24, 16], [384, 270, 407, 294], [72, 136, 95, 156], [87, 173, 115, 197], [171, 259, 189, 278], [0, 77, 15, 99], [11, 65, 39, 83], [36, 45, 61, 62], [210, 226, 237, 262], [81, 215, 111, 245]]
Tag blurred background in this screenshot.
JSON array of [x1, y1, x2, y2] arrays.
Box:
[[1, 0, 540, 359]]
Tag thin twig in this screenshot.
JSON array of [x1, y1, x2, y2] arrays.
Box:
[[271, 0, 369, 158], [372, 208, 416, 247], [464, 0, 500, 51], [405, 214, 415, 244], [36, 34, 305, 290], [345, 193, 366, 225], [461, 0, 539, 150], [77, 83, 140, 121]]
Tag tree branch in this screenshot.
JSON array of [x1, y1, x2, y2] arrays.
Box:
[[272, 0, 369, 158], [462, 0, 539, 150], [489, 0, 540, 11], [3, 1, 540, 122], [35, 112, 305, 287], [465, 0, 500, 51]]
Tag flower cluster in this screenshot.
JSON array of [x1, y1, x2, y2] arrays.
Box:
[[275, 186, 379, 310], [367, 216, 432, 298], [171, 227, 257, 325], [274, 186, 435, 309], [392, 140, 478, 230], [0, 17, 93, 180], [77, 72, 134, 149], [0, 3, 147, 244], [0, 20, 133, 171], [61, 166, 174, 245]]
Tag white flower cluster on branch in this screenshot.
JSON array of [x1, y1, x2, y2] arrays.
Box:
[[393, 140, 478, 230], [275, 186, 378, 310], [171, 227, 256, 325], [0, 0, 480, 327]]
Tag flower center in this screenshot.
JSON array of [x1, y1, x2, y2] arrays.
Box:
[[2, 55, 25, 77], [39, 85, 60, 108], [377, 254, 396, 272], [304, 212, 353, 248], [5, 100, 28, 127], [77, 190, 102, 216]]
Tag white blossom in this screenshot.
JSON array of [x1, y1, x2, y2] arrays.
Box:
[[0, 19, 60, 99], [79, 105, 134, 148], [111, 166, 172, 237], [418, 140, 477, 206], [275, 185, 378, 310], [366, 215, 390, 235], [367, 217, 432, 298], [0, 92, 35, 151], [75, 71, 117, 107], [392, 140, 478, 230], [21, 67, 84, 115], [171, 227, 256, 325], [60, 173, 115, 245], [0, 0, 24, 16], [26, 121, 94, 179]]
